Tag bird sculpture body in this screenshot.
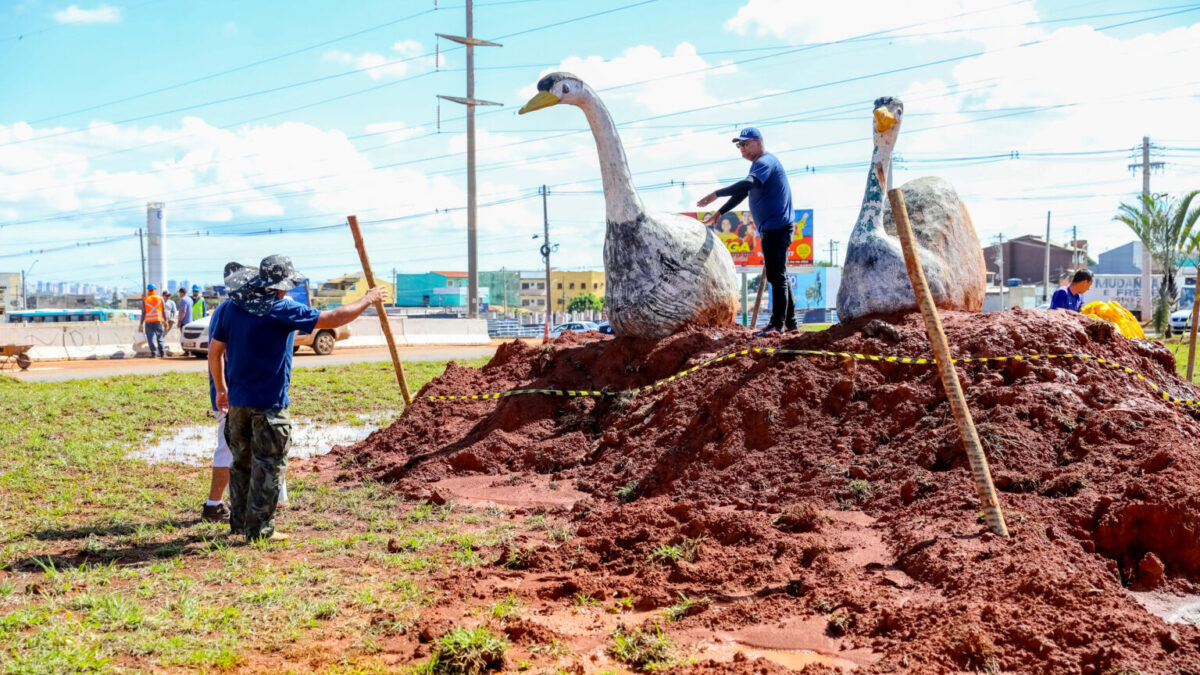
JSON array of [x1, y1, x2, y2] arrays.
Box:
[[836, 97, 986, 322], [520, 72, 739, 339]]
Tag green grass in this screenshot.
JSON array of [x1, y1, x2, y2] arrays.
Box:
[[1157, 334, 1200, 384], [0, 358, 494, 672]]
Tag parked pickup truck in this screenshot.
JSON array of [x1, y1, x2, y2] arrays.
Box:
[[180, 279, 351, 358]]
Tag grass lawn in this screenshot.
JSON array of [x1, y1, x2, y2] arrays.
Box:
[[1156, 334, 1200, 384], [0, 359, 613, 674]]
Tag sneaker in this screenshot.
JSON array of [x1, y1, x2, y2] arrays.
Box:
[[784, 324, 799, 334], [201, 502, 230, 523], [754, 326, 782, 338]]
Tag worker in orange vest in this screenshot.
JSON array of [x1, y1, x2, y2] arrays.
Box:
[[140, 283, 166, 358]]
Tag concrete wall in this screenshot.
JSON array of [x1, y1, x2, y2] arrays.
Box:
[[0, 316, 490, 361]]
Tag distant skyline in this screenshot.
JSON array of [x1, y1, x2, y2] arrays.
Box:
[[3, 0, 1200, 288]]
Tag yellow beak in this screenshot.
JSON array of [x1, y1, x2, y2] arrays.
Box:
[[874, 107, 897, 133], [519, 91, 560, 115]]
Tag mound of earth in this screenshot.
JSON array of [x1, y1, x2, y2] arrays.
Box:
[[333, 309, 1200, 672]]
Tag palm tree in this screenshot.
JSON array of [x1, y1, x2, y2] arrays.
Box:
[[1113, 191, 1200, 337]]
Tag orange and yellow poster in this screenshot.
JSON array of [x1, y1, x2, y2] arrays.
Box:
[[681, 209, 813, 268]]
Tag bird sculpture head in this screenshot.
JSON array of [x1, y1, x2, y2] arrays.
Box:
[[871, 96, 904, 190], [519, 72, 588, 114]]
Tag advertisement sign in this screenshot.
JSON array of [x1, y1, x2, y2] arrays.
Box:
[[681, 209, 814, 268], [767, 267, 842, 310], [1081, 274, 1163, 311]]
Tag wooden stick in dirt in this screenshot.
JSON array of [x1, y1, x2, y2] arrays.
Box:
[[347, 215, 413, 406], [750, 271, 766, 330], [887, 188, 1009, 537], [1187, 295, 1200, 381]]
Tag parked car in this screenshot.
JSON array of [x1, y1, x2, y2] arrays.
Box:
[[549, 321, 600, 337], [1171, 307, 1195, 333], [180, 280, 351, 357], [597, 321, 614, 334]]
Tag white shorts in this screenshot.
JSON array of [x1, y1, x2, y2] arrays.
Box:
[[212, 411, 232, 468]]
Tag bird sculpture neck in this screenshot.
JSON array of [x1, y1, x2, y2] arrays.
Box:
[[577, 87, 644, 225], [850, 135, 897, 243]]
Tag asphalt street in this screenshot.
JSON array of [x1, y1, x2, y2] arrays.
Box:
[[6, 344, 501, 382]]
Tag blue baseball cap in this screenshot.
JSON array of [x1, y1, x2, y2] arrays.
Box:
[[732, 127, 763, 143], [146, 283, 156, 290], [191, 284, 201, 291]]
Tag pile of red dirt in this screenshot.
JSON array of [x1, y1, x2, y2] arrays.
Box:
[[334, 309, 1200, 672]]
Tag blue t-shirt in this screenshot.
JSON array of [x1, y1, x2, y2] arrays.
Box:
[[207, 302, 227, 411], [210, 297, 321, 409], [1050, 287, 1082, 312], [178, 295, 194, 327], [747, 152, 794, 233]]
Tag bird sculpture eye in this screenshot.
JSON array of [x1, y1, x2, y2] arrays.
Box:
[[561, 84, 569, 94]]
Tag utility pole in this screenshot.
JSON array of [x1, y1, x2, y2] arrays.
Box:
[[994, 233, 1005, 308], [138, 228, 147, 296], [1043, 211, 1051, 304], [540, 185, 553, 338], [1129, 136, 1164, 320], [827, 240, 839, 266], [1072, 225, 1078, 269], [436, 0, 501, 319]]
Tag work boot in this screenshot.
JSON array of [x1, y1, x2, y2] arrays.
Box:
[[201, 502, 230, 523], [754, 325, 782, 338]]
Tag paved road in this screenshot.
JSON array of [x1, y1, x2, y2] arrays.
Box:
[[8, 345, 501, 382]]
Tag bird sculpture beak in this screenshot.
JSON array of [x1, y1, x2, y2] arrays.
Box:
[[519, 91, 560, 114], [874, 107, 898, 133]]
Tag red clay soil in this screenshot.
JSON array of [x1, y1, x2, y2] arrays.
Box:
[[334, 309, 1200, 673]]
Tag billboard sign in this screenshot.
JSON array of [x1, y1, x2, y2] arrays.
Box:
[[1082, 274, 1163, 311], [681, 209, 813, 269]]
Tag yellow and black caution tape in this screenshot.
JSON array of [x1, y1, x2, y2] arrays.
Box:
[[423, 348, 1200, 409]]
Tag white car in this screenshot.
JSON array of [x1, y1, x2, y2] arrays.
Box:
[[1170, 308, 1195, 333], [549, 321, 600, 337], [180, 314, 350, 358]]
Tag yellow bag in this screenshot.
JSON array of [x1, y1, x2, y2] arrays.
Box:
[[1081, 301, 1145, 339]]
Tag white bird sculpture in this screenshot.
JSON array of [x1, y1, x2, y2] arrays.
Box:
[[519, 72, 739, 339], [836, 96, 986, 322]]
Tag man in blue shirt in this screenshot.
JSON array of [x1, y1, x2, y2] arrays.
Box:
[[1050, 269, 1094, 312], [697, 126, 796, 335], [209, 255, 388, 541]]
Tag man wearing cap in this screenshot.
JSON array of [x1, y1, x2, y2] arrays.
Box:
[[208, 255, 388, 541], [139, 284, 166, 358], [696, 127, 796, 335]]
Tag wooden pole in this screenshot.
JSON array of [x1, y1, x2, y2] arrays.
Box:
[[887, 188, 1008, 537], [1187, 286, 1200, 381], [750, 271, 766, 330], [347, 215, 413, 406]]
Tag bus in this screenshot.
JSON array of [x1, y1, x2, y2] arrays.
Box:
[[5, 308, 141, 324]]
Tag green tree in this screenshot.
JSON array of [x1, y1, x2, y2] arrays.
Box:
[[567, 292, 604, 313], [1113, 191, 1200, 337]]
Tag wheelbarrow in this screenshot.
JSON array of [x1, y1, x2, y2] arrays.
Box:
[[0, 345, 32, 371]]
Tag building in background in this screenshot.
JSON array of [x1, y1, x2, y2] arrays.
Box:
[[1092, 241, 1161, 275], [981, 235, 1086, 285], [312, 274, 394, 309], [0, 273, 20, 315], [478, 270, 521, 310], [519, 272, 547, 312], [393, 271, 489, 308], [548, 270, 605, 310], [27, 294, 97, 309]]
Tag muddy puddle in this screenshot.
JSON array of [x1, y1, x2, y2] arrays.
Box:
[[1131, 590, 1200, 625], [133, 413, 396, 465]]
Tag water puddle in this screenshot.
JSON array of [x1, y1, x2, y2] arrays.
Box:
[[1131, 590, 1200, 624], [699, 643, 863, 671], [133, 413, 395, 465]]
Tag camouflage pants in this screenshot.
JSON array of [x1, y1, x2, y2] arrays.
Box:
[[224, 406, 290, 540]]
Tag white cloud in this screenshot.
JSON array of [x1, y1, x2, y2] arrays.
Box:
[[529, 43, 736, 115], [724, 0, 1039, 48], [53, 4, 119, 24], [322, 40, 434, 80]]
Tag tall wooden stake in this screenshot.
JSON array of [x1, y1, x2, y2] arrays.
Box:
[[888, 188, 1008, 537], [347, 215, 413, 406], [750, 271, 766, 330]]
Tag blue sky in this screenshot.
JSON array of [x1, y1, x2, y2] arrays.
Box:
[[2, 0, 1199, 290]]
